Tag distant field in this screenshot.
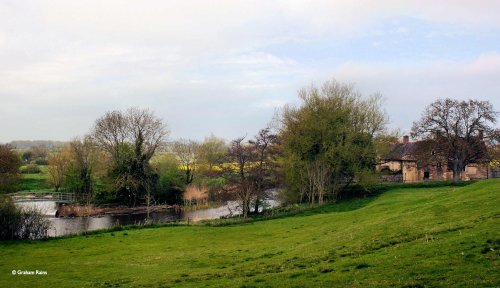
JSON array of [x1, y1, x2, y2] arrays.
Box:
[[1, 180, 499, 287], [17, 165, 52, 192]]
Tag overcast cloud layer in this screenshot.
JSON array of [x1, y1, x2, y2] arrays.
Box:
[[1, 0, 499, 142]]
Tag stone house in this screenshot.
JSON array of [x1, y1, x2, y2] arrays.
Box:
[[376, 136, 490, 182]]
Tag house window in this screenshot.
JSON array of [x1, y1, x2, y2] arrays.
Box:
[[437, 162, 442, 168], [431, 150, 435, 156]]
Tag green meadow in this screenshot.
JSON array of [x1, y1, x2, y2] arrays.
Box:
[[1, 180, 498, 287], [17, 165, 52, 192]]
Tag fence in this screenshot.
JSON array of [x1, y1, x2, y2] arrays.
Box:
[[9, 192, 89, 203]]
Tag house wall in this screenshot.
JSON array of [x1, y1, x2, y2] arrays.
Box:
[[376, 161, 402, 171], [462, 163, 488, 180], [377, 159, 489, 182], [402, 161, 418, 182]]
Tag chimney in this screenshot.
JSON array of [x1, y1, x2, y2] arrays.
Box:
[[478, 129, 484, 140], [403, 135, 409, 144]]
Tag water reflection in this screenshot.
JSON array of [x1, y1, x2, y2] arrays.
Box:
[[15, 200, 246, 237]]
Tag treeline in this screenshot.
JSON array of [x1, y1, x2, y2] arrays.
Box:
[[8, 140, 67, 149], [2, 79, 497, 216], [0, 80, 388, 213]]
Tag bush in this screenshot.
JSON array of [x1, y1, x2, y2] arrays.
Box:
[[34, 158, 49, 165], [0, 144, 21, 192], [21, 164, 42, 174], [0, 196, 50, 240]]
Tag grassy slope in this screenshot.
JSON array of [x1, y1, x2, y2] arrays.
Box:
[[1, 180, 499, 287]]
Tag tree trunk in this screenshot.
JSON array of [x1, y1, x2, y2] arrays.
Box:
[[452, 160, 461, 183], [254, 197, 260, 214]]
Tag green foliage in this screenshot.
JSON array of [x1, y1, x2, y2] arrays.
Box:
[[106, 143, 159, 206], [280, 80, 384, 203], [153, 153, 185, 204], [17, 167, 52, 191], [1, 180, 498, 287], [0, 195, 50, 240], [33, 158, 49, 165], [20, 164, 41, 174], [0, 144, 22, 193], [63, 162, 87, 193], [92, 108, 168, 206]]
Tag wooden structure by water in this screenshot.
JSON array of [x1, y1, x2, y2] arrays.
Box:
[[9, 192, 88, 204]]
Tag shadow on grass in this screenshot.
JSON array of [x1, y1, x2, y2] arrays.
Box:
[[202, 180, 477, 227]]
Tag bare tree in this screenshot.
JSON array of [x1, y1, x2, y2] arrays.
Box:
[[411, 98, 498, 182], [93, 107, 168, 161], [170, 139, 200, 185], [226, 137, 253, 218], [225, 130, 278, 217], [248, 128, 277, 213]]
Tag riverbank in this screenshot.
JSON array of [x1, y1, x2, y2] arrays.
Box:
[[56, 203, 179, 217], [1, 180, 498, 287]]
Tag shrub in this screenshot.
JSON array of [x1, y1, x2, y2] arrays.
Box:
[[34, 158, 49, 165], [0, 196, 50, 240], [21, 164, 42, 174]]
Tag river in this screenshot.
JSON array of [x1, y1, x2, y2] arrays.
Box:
[[15, 198, 277, 237]]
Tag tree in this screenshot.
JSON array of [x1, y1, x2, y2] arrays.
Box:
[[198, 134, 227, 173], [411, 98, 498, 182], [47, 147, 72, 192], [64, 136, 100, 201], [248, 128, 278, 214], [170, 139, 199, 185], [151, 153, 185, 204], [226, 137, 254, 217], [224, 129, 278, 217], [0, 144, 21, 193], [280, 80, 386, 204], [92, 107, 169, 206]]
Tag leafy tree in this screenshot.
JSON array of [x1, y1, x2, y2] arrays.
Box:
[[21, 150, 33, 163], [71, 137, 98, 195], [0, 144, 21, 193], [280, 80, 386, 204], [411, 98, 498, 182], [198, 134, 227, 173], [152, 153, 185, 204], [47, 147, 72, 192], [170, 139, 199, 185], [62, 136, 101, 203]]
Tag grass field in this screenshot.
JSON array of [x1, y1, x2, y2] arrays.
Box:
[[17, 165, 53, 192], [1, 180, 499, 287]]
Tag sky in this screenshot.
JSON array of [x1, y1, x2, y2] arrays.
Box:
[[1, 0, 499, 143]]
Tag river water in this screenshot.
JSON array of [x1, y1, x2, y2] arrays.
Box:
[[15, 199, 276, 237]]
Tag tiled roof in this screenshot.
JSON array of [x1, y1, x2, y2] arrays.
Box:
[[382, 142, 418, 161]]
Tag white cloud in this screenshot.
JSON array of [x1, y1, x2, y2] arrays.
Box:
[[0, 1, 499, 141], [331, 53, 500, 133]]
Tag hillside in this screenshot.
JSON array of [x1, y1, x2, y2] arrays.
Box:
[[1, 180, 499, 287]]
